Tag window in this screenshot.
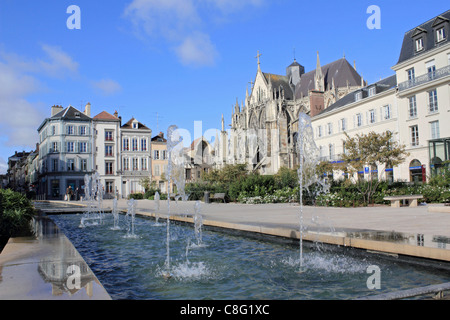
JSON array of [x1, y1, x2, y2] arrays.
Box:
[[52, 159, 58, 172], [426, 60, 436, 79], [356, 113, 363, 127], [52, 142, 59, 153], [67, 125, 74, 135], [328, 144, 334, 161], [415, 38, 424, 52], [81, 159, 87, 171], [342, 141, 347, 155], [355, 91, 362, 101], [408, 96, 417, 118], [105, 131, 113, 141], [327, 123, 333, 135], [79, 142, 87, 153], [105, 145, 113, 157], [407, 68, 415, 81], [410, 125, 419, 146], [105, 181, 114, 194], [383, 105, 391, 120], [162, 150, 167, 160], [428, 89, 438, 113], [154, 164, 160, 176], [430, 121, 440, 139], [132, 138, 138, 151], [132, 158, 139, 171], [141, 138, 147, 151], [368, 86, 376, 97], [437, 27, 446, 42], [369, 109, 376, 124], [67, 159, 75, 171], [52, 126, 56, 135], [141, 158, 147, 171], [123, 158, 129, 171], [317, 125, 323, 138], [154, 150, 160, 160], [123, 138, 129, 151], [67, 142, 74, 153], [105, 162, 114, 175], [79, 126, 87, 136], [340, 118, 346, 131]]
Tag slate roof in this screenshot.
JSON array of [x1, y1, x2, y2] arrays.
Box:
[[396, 10, 450, 65], [294, 58, 363, 99], [316, 74, 397, 117], [263, 73, 294, 100], [51, 106, 91, 121]]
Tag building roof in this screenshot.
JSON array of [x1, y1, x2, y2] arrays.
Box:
[[396, 10, 450, 65], [51, 106, 91, 121], [93, 111, 120, 121], [316, 74, 397, 117], [151, 132, 167, 142], [294, 58, 363, 99], [263, 72, 294, 100], [121, 118, 151, 130]]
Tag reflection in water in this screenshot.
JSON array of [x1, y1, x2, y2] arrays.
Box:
[[3, 215, 104, 298]]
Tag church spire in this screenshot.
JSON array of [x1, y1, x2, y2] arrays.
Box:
[[314, 51, 324, 91], [255, 50, 262, 72]]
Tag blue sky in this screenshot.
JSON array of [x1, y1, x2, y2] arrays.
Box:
[[0, 0, 448, 173]]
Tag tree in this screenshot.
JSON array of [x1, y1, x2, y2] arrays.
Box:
[[336, 131, 409, 205]]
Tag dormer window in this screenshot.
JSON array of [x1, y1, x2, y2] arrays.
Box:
[[436, 27, 446, 42], [415, 37, 424, 52], [368, 86, 376, 97], [132, 122, 138, 129], [355, 91, 362, 101]]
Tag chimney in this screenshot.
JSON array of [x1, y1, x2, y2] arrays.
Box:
[[309, 90, 325, 117], [114, 110, 119, 118], [51, 105, 63, 116], [84, 102, 91, 117]]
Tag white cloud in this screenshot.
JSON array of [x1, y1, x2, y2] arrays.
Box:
[[0, 44, 79, 150], [92, 78, 123, 96], [124, 0, 264, 67], [0, 61, 44, 148], [38, 44, 79, 78], [175, 32, 218, 67]]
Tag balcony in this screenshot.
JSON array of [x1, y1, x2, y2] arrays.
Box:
[[398, 65, 450, 92]]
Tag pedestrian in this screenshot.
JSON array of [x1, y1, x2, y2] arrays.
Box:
[[74, 187, 79, 201], [66, 186, 73, 201]]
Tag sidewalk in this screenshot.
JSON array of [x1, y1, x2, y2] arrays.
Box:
[[103, 199, 450, 262]]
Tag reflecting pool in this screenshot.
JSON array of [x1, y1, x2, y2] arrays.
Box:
[[50, 214, 450, 300]]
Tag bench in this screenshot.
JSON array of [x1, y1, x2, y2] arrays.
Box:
[[211, 193, 226, 203], [383, 195, 423, 208]]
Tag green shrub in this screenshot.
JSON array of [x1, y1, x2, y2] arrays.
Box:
[[0, 189, 35, 238], [128, 193, 144, 200]]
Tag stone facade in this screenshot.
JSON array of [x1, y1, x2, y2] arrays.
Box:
[[215, 52, 365, 174]]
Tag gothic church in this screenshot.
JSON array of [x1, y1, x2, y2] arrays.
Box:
[[213, 51, 366, 175]]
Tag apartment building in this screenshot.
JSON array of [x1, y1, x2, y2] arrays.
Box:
[[312, 10, 450, 183], [312, 75, 398, 181], [93, 111, 122, 198], [37, 104, 94, 199], [392, 11, 450, 182], [120, 118, 152, 197], [151, 132, 170, 193]]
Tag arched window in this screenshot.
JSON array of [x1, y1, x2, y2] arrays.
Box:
[[409, 159, 424, 183]]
